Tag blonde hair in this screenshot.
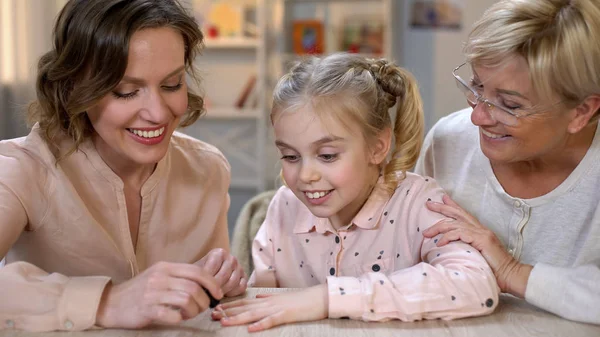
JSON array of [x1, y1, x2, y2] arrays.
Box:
[[271, 53, 424, 194], [465, 0, 600, 121], [28, 0, 205, 158]]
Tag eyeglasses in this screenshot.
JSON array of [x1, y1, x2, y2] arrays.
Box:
[[452, 62, 540, 126]]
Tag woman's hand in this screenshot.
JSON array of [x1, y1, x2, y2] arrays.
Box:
[[95, 261, 222, 329], [196, 248, 247, 297], [424, 195, 532, 297], [211, 284, 328, 332]]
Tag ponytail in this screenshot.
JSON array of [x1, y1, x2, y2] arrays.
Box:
[[369, 60, 424, 193]]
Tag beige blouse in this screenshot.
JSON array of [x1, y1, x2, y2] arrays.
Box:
[[0, 125, 231, 331]]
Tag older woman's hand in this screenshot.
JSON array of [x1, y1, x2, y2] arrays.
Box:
[[424, 195, 533, 297], [196, 248, 247, 297]]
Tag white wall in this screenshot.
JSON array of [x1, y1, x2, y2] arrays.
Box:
[[395, 0, 497, 131]]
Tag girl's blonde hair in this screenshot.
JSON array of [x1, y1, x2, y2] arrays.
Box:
[[465, 0, 600, 121], [271, 53, 424, 194]]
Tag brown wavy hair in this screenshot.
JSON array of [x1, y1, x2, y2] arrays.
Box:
[[271, 53, 424, 194], [27, 0, 205, 156]]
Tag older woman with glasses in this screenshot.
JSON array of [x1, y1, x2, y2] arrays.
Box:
[[415, 0, 600, 325]]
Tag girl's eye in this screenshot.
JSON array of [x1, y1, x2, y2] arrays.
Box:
[[163, 82, 182, 92], [280, 155, 299, 162], [319, 154, 338, 162], [112, 90, 138, 100]]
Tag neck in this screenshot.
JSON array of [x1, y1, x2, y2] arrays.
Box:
[[93, 135, 156, 189], [494, 123, 596, 178], [329, 169, 380, 230]]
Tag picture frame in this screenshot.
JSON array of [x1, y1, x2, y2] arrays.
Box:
[[292, 20, 325, 55], [411, 0, 463, 30]]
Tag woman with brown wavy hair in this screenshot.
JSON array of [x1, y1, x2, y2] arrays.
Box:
[[0, 0, 245, 331]]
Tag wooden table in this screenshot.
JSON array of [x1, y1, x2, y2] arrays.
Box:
[[4, 288, 599, 337]]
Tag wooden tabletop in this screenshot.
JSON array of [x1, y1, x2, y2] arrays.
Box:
[[4, 287, 599, 337]]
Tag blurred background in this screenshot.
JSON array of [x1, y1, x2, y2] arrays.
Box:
[[0, 0, 498, 235]]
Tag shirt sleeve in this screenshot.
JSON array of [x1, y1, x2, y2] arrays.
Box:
[[326, 178, 500, 321], [0, 262, 110, 332], [248, 190, 284, 288], [0, 157, 111, 332], [525, 262, 600, 324]]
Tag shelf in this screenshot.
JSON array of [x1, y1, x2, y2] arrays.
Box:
[[204, 37, 259, 49], [284, 0, 382, 3], [202, 106, 261, 119]]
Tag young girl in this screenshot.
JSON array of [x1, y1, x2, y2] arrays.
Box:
[[213, 53, 499, 331]]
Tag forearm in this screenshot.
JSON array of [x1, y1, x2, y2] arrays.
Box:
[[327, 260, 499, 321]]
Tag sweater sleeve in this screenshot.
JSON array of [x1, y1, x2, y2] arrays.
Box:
[[525, 262, 600, 324]]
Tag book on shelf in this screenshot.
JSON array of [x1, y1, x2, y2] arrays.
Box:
[[235, 74, 257, 109], [339, 15, 384, 56], [292, 20, 325, 55]]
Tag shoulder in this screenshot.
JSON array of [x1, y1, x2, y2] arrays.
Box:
[[0, 128, 53, 185], [386, 173, 448, 236], [427, 107, 477, 144], [395, 172, 445, 196], [168, 131, 231, 181]]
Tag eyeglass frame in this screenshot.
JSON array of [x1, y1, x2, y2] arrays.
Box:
[[452, 62, 547, 124]]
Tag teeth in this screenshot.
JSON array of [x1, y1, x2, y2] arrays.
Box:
[[481, 128, 507, 139], [306, 191, 329, 199], [129, 127, 165, 138]]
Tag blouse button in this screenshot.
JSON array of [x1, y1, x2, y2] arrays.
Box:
[[513, 200, 521, 208], [64, 320, 74, 330], [329, 267, 335, 275], [335, 236, 340, 244], [372, 264, 381, 272], [5, 320, 14, 328]]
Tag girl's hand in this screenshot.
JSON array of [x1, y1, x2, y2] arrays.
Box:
[[96, 261, 222, 329], [424, 195, 532, 297], [196, 248, 247, 297], [212, 284, 328, 332]]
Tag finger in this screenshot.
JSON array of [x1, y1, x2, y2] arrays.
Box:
[[437, 229, 476, 247], [163, 263, 223, 300], [442, 195, 479, 224], [150, 304, 184, 325], [220, 306, 277, 327], [202, 249, 227, 277], [425, 201, 469, 221], [441, 194, 459, 206], [422, 220, 464, 237], [220, 301, 270, 318], [219, 298, 259, 310], [214, 255, 237, 290], [248, 311, 287, 332], [255, 292, 277, 299], [168, 277, 209, 311], [157, 290, 201, 320], [225, 277, 247, 297]]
